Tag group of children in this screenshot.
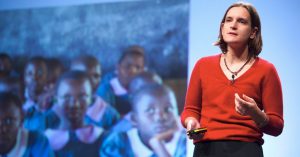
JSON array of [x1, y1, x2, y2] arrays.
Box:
[[0, 45, 186, 157]]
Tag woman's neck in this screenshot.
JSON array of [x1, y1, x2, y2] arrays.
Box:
[[225, 45, 250, 64]]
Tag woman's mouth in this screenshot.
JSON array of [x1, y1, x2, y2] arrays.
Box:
[[228, 32, 238, 36]]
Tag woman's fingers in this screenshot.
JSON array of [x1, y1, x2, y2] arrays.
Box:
[[187, 120, 193, 131], [236, 104, 246, 115], [185, 117, 202, 140], [186, 117, 200, 131], [242, 94, 255, 103], [235, 93, 248, 105], [235, 93, 250, 116]]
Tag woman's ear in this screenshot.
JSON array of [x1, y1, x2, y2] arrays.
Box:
[[250, 27, 258, 39]]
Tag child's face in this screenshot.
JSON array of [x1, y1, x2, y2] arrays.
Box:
[[118, 55, 144, 89], [56, 79, 92, 129], [24, 62, 47, 100], [0, 103, 22, 154], [71, 63, 101, 93], [133, 91, 178, 140]]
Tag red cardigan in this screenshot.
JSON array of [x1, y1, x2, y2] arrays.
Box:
[[181, 54, 284, 144]]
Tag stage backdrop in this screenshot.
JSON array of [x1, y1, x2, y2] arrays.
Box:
[[0, 0, 189, 156]]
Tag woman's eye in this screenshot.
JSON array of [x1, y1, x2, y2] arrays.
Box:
[[225, 18, 232, 22], [238, 19, 247, 24]]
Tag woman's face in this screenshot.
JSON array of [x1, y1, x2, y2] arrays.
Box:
[[0, 104, 22, 154], [222, 7, 256, 47]]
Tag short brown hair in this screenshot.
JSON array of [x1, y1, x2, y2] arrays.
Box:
[[215, 2, 263, 57]]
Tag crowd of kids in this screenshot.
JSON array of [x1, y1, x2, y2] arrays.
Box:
[[0, 45, 187, 157]]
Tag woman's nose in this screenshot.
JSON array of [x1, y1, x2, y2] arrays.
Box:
[[230, 21, 237, 30]]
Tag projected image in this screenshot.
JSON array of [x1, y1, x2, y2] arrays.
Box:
[[0, 0, 188, 78], [0, 0, 189, 156]]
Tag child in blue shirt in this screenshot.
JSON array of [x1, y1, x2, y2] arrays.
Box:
[[100, 84, 186, 157], [71, 55, 120, 129], [111, 71, 163, 133], [23, 57, 59, 131], [96, 45, 146, 116], [0, 92, 54, 157], [45, 70, 106, 157]]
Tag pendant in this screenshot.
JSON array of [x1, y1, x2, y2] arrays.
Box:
[[231, 74, 235, 84]]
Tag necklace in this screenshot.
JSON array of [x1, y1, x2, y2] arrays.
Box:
[[224, 56, 251, 84]]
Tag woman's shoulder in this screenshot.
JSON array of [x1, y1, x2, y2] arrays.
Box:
[[253, 57, 281, 79], [255, 57, 277, 70], [194, 53, 221, 67], [199, 53, 221, 61]]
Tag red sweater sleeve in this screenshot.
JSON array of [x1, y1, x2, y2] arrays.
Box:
[[180, 59, 202, 128], [260, 64, 284, 136]]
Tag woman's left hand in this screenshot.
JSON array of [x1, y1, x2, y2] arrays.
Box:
[[234, 93, 258, 116], [234, 93, 269, 128]]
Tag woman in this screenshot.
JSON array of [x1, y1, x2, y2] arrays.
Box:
[[181, 2, 283, 157]]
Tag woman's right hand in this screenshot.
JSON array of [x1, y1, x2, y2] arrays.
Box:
[[184, 117, 203, 140]]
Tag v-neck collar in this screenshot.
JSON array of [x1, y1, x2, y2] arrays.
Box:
[[217, 53, 259, 84]]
